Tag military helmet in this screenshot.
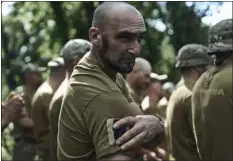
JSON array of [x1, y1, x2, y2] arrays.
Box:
[[175, 44, 213, 68], [61, 39, 92, 62], [208, 18, 232, 55]]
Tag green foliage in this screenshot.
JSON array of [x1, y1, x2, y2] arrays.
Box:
[[166, 2, 210, 53], [1, 123, 15, 160]]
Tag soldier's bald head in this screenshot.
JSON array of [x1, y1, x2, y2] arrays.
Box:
[[134, 57, 152, 73], [92, 2, 143, 30]]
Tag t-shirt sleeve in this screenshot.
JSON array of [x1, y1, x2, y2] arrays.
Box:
[[58, 86, 142, 160], [84, 91, 141, 159]]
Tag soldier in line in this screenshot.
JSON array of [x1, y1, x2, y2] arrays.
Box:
[[12, 63, 46, 161], [156, 82, 175, 120], [141, 73, 166, 117], [31, 57, 66, 161], [58, 2, 164, 161], [126, 57, 152, 107], [166, 44, 213, 160], [192, 18, 233, 160], [49, 39, 91, 161], [141, 80, 172, 160]]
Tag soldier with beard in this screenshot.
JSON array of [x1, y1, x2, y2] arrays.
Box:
[[58, 2, 164, 161]]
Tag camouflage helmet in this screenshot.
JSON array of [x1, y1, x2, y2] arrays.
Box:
[[61, 39, 92, 62], [208, 18, 233, 55], [175, 44, 213, 68]]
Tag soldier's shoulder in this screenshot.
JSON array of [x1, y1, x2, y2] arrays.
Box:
[[212, 65, 232, 89], [39, 82, 53, 94], [193, 70, 210, 92], [172, 85, 192, 99], [33, 82, 53, 103]]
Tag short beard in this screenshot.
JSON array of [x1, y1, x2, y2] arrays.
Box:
[[100, 34, 134, 73]]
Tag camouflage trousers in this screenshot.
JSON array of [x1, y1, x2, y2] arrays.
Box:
[[12, 138, 37, 161]]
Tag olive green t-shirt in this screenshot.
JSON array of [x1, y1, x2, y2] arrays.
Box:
[[58, 52, 143, 160], [49, 77, 69, 161], [31, 81, 55, 161], [192, 64, 232, 160], [166, 85, 200, 161]]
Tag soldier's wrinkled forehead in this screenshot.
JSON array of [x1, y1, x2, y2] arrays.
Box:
[[104, 4, 146, 34]]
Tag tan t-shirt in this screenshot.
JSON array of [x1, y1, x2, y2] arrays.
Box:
[[192, 64, 232, 160], [157, 97, 168, 120], [31, 81, 55, 161], [166, 85, 200, 161], [49, 77, 69, 161], [58, 52, 143, 160]]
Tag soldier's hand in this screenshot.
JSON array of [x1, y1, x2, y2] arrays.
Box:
[[2, 93, 25, 123], [142, 147, 166, 161], [141, 148, 161, 161], [113, 115, 164, 150]]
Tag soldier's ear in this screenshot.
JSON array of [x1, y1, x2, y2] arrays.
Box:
[[89, 27, 101, 47]]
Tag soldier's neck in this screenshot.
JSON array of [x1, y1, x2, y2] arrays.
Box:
[[91, 49, 117, 81], [48, 77, 62, 91], [131, 83, 141, 94], [183, 74, 198, 91], [24, 84, 37, 94]]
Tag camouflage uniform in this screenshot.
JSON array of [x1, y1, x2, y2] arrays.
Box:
[[49, 39, 91, 161], [12, 63, 46, 161], [166, 44, 212, 160], [192, 18, 233, 160]]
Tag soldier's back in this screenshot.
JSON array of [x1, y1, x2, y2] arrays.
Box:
[[192, 64, 232, 160], [49, 77, 69, 161], [31, 81, 55, 161], [166, 85, 200, 160]]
